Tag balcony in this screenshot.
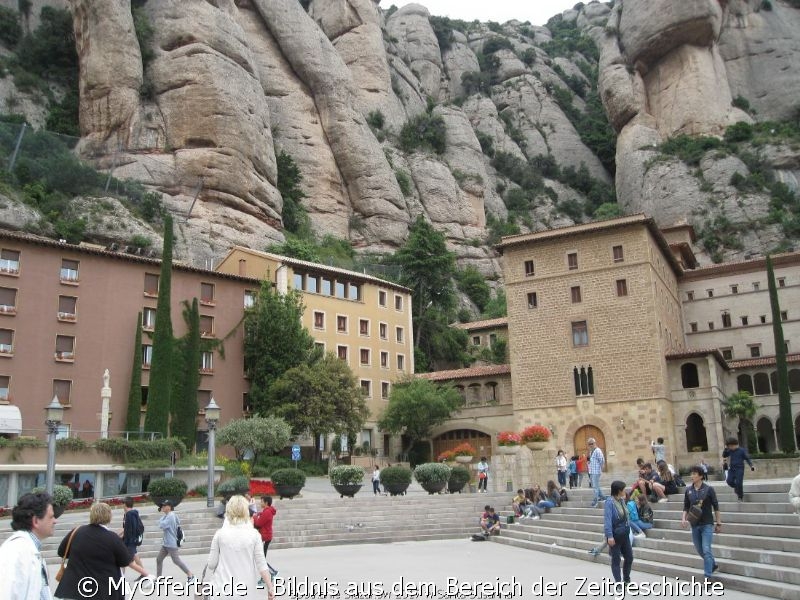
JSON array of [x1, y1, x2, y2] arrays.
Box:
[[59, 270, 79, 284], [57, 312, 77, 322], [0, 343, 13, 356], [0, 261, 19, 276], [0, 304, 15, 316], [55, 351, 75, 362]]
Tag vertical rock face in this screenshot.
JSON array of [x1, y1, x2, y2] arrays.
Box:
[[385, 4, 443, 101]]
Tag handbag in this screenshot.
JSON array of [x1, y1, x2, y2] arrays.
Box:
[[55, 527, 80, 582]]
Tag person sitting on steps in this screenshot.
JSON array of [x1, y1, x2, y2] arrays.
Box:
[[479, 506, 500, 537]]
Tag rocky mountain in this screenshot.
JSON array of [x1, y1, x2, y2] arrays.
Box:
[[1, 0, 799, 273]]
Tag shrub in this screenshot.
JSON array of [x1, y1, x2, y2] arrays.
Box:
[[366, 110, 385, 130], [32, 484, 73, 507], [497, 431, 521, 446], [0, 7, 22, 47], [399, 113, 446, 154], [413, 462, 451, 485], [451, 442, 476, 457], [437, 449, 455, 461], [146, 477, 188, 498], [483, 37, 513, 54], [448, 465, 470, 489], [659, 135, 723, 166], [395, 169, 412, 196], [521, 425, 551, 442], [218, 476, 250, 495], [732, 95, 753, 112], [380, 465, 412, 486], [94, 437, 186, 463], [520, 48, 536, 66], [330, 465, 365, 485], [761, 0, 772, 11], [724, 121, 754, 143], [56, 438, 88, 452], [270, 468, 306, 487]]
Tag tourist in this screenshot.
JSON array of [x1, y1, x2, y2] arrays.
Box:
[[588, 438, 606, 507], [206, 495, 274, 600], [555, 450, 568, 488], [568, 455, 578, 489], [120, 496, 145, 574], [789, 464, 800, 519], [372, 466, 381, 495], [699, 458, 710, 481], [521, 488, 543, 520], [576, 453, 588, 487], [0, 492, 57, 600], [156, 500, 194, 582], [603, 480, 633, 584], [476, 457, 489, 493], [479, 506, 500, 536], [657, 460, 679, 497], [636, 462, 668, 502], [54, 502, 149, 600], [681, 465, 721, 580], [722, 436, 754, 502], [651, 437, 667, 463], [511, 489, 526, 517], [626, 492, 651, 537], [253, 496, 276, 558]]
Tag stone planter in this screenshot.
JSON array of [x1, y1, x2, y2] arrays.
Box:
[[53, 504, 67, 519], [420, 481, 447, 495], [383, 482, 410, 497], [273, 484, 303, 500], [151, 495, 184, 508], [447, 480, 467, 494], [525, 441, 547, 451], [333, 484, 362, 498], [454, 455, 473, 464], [496, 445, 520, 455]]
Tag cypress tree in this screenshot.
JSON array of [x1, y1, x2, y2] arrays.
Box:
[[170, 299, 201, 449], [125, 313, 143, 433], [143, 214, 173, 437], [766, 255, 795, 451]]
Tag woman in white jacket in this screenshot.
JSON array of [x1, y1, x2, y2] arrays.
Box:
[[205, 495, 274, 600]]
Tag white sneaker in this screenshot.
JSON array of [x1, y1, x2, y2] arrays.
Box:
[[658, 498, 669, 503], [532, 515, 540, 520], [634, 533, 647, 538]]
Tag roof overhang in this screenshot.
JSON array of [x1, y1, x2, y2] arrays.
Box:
[[0, 405, 22, 434]]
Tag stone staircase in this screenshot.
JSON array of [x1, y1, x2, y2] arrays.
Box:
[[493, 482, 800, 600]]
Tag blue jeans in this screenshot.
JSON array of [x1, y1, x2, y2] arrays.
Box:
[[609, 530, 633, 582], [630, 520, 653, 534], [537, 500, 555, 509], [557, 471, 567, 487], [590, 473, 604, 503], [691, 523, 717, 576], [726, 467, 744, 499]]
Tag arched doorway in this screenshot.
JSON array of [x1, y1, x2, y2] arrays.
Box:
[[574, 425, 606, 468], [756, 417, 776, 453], [685, 413, 708, 452]]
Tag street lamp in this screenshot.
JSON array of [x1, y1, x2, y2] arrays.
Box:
[[45, 395, 64, 496], [205, 397, 221, 508]]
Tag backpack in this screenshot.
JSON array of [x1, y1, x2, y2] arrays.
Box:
[[134, 512, 145, 546], [639, 503, 654, 524]]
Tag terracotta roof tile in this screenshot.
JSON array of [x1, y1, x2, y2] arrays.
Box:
[[665, 348, 729, 370], [727, 353, 800, 369], [452, 317, 508, 331], [681, 251, 800, 281], [417, 364, 511, 381]]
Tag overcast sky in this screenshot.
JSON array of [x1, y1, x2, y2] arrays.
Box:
[[387, 0, 581, 25]]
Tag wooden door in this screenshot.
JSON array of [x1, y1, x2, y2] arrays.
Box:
[[574, 425, 606, 469]]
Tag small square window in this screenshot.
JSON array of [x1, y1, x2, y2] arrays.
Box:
[[381, 381, 390, 399], [0, 375, 9, 401], [778, 277, 786, 288], [749, 345, 761, 358], [612, 245, 624, 262], [567, 253, 578, 270], [0, 328, 13, 354], [144, 273, 159, 296], [706, 289, 714, 298], [721, 348, 733, 360], [349, 283, 361, 301], [379, 291, 387, 307], [722, 313, 731, 328], [200, 351, 214, 372], [306, 276, 318, 294], [472, 336, 481, 346], [379, 323, 387, 340], [380, 351, 388, 368], [708, 322, 715, 331], [200, 315, 214, 336], [58, 296, 77, 321], [359, 319, 369, 336], [616, 279, 627, 297], [397, 354, 405, 371], [360, 348, 370, 365], [200, 282, 215, 305], [60, 259, 79, 283], [0, 287, 16, 314], [0, 249, 20, 274], [335, 281, 346, 298], [730, 285, 738, 294], [142, 344, 153, 367], [321, 277, 332, 295], [293, 273, 303, 290], [55, 335, 74, 360], [337, 345, 348, 361], [687, 291, 695, 301], [242, 392, 252, 413], [314, 311, 325, 330], [753, 282, 760, 291], [571, 286, 582, 303], [314, 341, 325, 353], [781, 311, 788, 321], [571, 321, 588, 347], [53, 379, 71, 405], [741, 316, 749, 326], [142, 307, 156, 329], [396, 327, 404, 343], [395, 295, 403, 311], [524, 260, 535, 276], [527, 292, 538, 309], [337, 315, 348, 333], [360, 380, 371, 397], [244, 290, 256, 308], [760, 315, 767, 324], [689, 322, 698, 333]]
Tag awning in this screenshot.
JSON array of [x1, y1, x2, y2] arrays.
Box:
[[0, 405, 22, 434]]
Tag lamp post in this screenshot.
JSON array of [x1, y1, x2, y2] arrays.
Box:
[[205, 397, 220, 508], [45, 395, 64, 496]]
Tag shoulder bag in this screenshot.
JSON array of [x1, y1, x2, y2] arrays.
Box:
[[55, 527, 80, 582], [686, 486, 708, 526]]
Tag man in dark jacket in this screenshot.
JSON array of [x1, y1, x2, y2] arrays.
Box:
[[681, 465, 722, 579], [120, 497, 144, 573], [722, 436, 755, 501]]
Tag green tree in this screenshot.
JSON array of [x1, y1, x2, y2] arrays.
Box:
[[244, 282, 319, 415], [723, 391, 758, 452], [482, 289, 507, 319], [143, 215, 173, 437], [456, 265, 491, 312], [276, 151, 310, 237], [169, 299, 201, 449], [767, 255, 795, 451], [217, 416, 292, 464], [378, 378, 464, 455], [125, 313, 143, 433], [268, 353, 369, 459]]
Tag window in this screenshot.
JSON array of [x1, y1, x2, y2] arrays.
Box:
[[337, 315, 348, 333], [753, 282, 760, 291], [394, 295, 403, 311], [396, 327, 404, 343], [381, 381, 390, 399], [567, 252, 578, 270], [616, 279, 628, 297], [142, 307, 156, 329], [721, 348, 733, 361], [612, 245, 624, 262], [242, 392, 251, 413], [570, 286, 582, 303], [197, 390, 212, 412], [359, 319, 369, 336], [527, 292, 538, 309], [53, 296, 77, 323], [53, 379, 71, 405], [722, 312, 731, 328], [524, 260, 535, 276], [244, 290, 256, 308], [55, 335, 74, 360], [731, 285, 738, 294], [335, 281, 346, 298], [706, 289, 714, 298], [686, 291, 695, 301], [360, 348, 370, 365], [0, 287, 16, 314], [379, 290, 387, 307], [315, 341, 325, 353], [397, 354, 405, 371], [200, 315, 214, 336], [293, 273, 303, 290], [0, 249, 20, 274], [313, 311, 325, 330], [778, 277, 786, 288], [360, 380, 371, 397], [571, 321, 588, 347], [0, 329, 13, 354], [321, 277, 332, 295], [749, 345, 761, 358], [0, 375, 8, 401], [200, 351, 214, 372], [306, 276, 318, 294], [781, 311, 788, 321], [142, 344, 153, 367], [349, 283, 361, 301], [200, 283, 215, 305], [489, 333, 497, 346], [472, 336, 481, 346], [708, 322, 715, 330], [379, 322, 387, 340], [144, 273, 159, 296], [60, 259, 79, 283], [741, 316, 749, 326], [689, 322, 698, 333], [573, 366, 594, 396], [337, 345, 348, 361], [680, 363, 699, 389], [380, 351, 388, 368], [760, 315, 767, 324]]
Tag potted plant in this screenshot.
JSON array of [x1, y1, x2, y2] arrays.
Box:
[[497, 431, 522, 454], [380, 465, 412, 496], [448, 465, 470, 493], [437, 449, 455, 463], [452, 442, 476, 464], [521, 425, 551, 450], [217, 476, 250, 501], [270, 468, 306, 499], [329, 465, 365, 497], [413, 462, 451, 494], [32, 485, 73, 518], [147, 477, 188, 508]]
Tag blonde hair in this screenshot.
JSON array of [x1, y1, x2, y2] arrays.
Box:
[[89, 502, 112, 525], [225, 495, 251, 525]]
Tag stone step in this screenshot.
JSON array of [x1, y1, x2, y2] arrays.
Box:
[[535, 505, 800, 525]]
